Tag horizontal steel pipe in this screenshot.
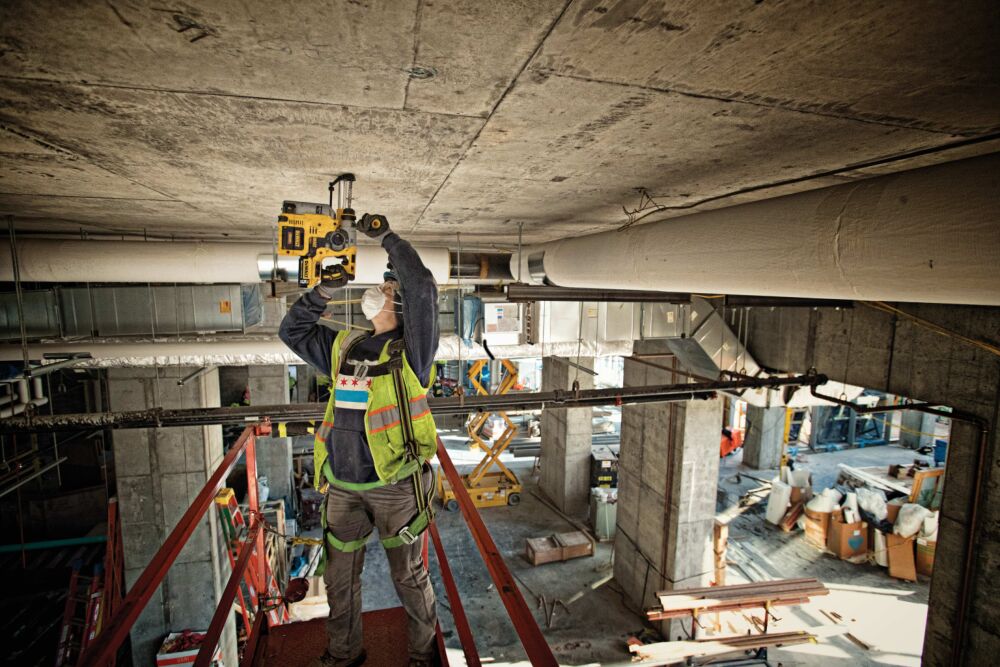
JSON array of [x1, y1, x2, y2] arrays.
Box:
[[0, 374, 826, 433], [506, 284, 690, 303]]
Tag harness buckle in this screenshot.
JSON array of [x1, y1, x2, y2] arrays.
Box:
[[355, 363, 369, 380], [396, 525, 418, 545]]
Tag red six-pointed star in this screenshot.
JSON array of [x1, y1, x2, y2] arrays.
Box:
[[366, 379, 373, 388], [339, 378, 348, 386], [351, 378, 359, 386]]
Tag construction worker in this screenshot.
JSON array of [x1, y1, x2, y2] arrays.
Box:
[[279, 219, 440, 667]]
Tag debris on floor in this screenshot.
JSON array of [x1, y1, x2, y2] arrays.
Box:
[[764, 459, 941, 581], [628, 630, 817, 663]]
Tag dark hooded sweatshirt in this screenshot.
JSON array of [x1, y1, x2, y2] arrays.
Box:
[[278, 232, 439, 484]]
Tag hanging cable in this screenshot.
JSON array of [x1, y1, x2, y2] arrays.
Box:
[[862, 301, 1000, 357]]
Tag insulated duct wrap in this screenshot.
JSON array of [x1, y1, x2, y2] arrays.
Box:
[[0, 336, 634, 367], [512, 154, 1000, 305], [1, 239, 451, 285]]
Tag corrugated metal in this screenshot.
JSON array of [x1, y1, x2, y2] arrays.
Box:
[[60, 285, 247, 336], [0, 290, 61, 340], [4, 285, 253, 340]]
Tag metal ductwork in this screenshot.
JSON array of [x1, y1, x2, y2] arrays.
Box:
[[511, 153, 1000, 306], [0, 285, 263, 340]]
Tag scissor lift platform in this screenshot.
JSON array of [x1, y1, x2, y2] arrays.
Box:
[[438, 359, 522, 510]]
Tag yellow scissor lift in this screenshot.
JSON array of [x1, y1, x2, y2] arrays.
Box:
[[438, 359, 523, 510]]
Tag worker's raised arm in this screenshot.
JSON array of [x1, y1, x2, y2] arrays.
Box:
[[278, 284, 341, 376], [383, 232, 439, 386]]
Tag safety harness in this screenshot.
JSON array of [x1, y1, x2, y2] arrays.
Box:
[[321, 337, 436, 554]]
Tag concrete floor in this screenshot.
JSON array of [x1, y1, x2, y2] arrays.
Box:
[[291, 435, 935, 666], [292, 431, 639, 666], [716, 444, 934, 666]]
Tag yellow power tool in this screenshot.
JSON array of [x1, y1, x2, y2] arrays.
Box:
[[277, 173, 358, 288]]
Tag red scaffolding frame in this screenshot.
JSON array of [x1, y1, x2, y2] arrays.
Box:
[[77, 425, 557, 667]]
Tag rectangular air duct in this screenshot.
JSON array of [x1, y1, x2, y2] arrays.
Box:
[[0, 285, 263, 341]]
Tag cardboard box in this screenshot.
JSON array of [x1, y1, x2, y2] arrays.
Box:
[[827, 510, 868, 561], [916, 538, 936, 576], [803, 508, 831, 548], [887, 533, 917, 581], [790, 486, 813, 505]]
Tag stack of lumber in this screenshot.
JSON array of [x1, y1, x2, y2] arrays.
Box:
[[646, 578, 828, 621], [629, 630, 816, 663]]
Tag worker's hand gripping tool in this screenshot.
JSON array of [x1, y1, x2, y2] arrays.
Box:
[[277, 173, 365, 288]]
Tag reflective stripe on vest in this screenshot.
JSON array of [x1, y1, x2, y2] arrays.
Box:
[[368, 394, 431, 434]]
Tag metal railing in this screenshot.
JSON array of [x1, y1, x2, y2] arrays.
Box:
[[76, 423, 560, 667], [79, 422, 274, 666]]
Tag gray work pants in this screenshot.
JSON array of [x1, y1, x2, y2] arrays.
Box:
[[323, 467, 437, 661]]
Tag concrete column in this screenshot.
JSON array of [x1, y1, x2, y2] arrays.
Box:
[[900, 410, 936, 449], [109, 367, 236, 667], [613, 343, 723, 639], [539, 356, 594, 517], [742, 406, 785, 470], [247, 365, 293, 512]]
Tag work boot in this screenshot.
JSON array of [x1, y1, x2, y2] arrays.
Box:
[[308, 649, 366, 667]]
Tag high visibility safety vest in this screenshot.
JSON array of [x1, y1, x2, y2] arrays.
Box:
[[313, 330, 438, 490], [314, 330, 438, 556]]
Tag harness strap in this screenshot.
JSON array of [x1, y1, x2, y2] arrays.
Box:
[[384, 338, 436, 544], [324, 458, 422, 491], [380, 506, 433, 549], [325, 528, 372, 553]]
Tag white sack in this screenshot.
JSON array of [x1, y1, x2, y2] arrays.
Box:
[[821, 488, 844, 504], [921, 512, 939, 541], [790, 468, 811, 488], [766, 480, 792, 525], [806, 491, 837, 513], [895, 503, 933, 538], [857, 487, 888, 523]]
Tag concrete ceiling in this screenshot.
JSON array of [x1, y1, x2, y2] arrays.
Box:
[[1, 0, 997, 246]]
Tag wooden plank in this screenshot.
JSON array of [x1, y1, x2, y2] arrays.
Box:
[[838, 464, 910, 495], [525, 536, 561, 566], [648, 597, 812, 620], [656, 581, 828, 609], [780, 501, 805, 532], [628, 631, 816, 662], [655, 578, 820, 599]]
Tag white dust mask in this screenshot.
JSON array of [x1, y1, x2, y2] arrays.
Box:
[[361, 285, 387, 320]]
